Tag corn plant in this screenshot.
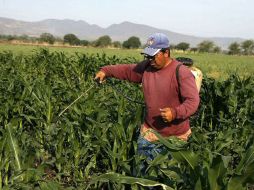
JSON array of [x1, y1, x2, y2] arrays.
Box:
[[0, 49, 253, 189]]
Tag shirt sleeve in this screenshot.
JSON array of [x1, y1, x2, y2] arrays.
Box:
[[173, 65, 200, 120], [101, 60, 149, 83]]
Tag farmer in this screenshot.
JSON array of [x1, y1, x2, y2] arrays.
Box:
[[95, 33, 200, 173]]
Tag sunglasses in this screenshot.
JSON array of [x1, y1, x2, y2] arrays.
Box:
[[143, 50, 165, 61], [143, 54, 155, 61]]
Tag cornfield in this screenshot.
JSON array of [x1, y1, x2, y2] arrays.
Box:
[[0, 49, 253, 190]]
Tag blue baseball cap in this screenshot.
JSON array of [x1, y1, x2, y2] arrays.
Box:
[[143, 33, 170, 56]]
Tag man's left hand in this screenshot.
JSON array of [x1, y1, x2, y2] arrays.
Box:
[[160, 108, 173, 123]]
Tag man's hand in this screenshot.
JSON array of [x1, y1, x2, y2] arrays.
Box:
[[94, 71, 106, 84], [160, 108, 174, 123]]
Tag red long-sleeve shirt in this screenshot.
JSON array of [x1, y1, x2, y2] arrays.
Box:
[[101, 59, 200, 137]]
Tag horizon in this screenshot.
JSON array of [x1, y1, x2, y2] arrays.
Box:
[[0, 0, 254, 39]]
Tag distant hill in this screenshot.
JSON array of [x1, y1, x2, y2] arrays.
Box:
[[0, 17, 245, 49]]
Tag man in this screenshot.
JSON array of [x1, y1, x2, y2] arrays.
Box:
[[95, 33, 200, 171]]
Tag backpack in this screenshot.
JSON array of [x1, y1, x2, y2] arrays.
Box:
[[175, 57, 203, 102]]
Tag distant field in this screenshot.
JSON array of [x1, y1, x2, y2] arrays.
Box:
[[0, 43, 143, 57], [0, 43, 253, 80]]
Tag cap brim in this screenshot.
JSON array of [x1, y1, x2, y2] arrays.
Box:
[[142, 47, 161, 56]]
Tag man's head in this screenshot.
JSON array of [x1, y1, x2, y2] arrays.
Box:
[[143, 33, 171, 69], [143, 33, 170, 56]]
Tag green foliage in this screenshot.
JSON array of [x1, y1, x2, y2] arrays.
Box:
[[39, 33, 55, 44], [95, 35, 112, 47], [198, 40, 215, 53], [122, 36, 141, 49], [241, 40, 254, 55], [0, 49, 253, 189], [213, 46, 221, 53], [80, 39, 89, 46], [175, 42, 190, 51], [228, 42, 241, 55], [0, 34, 37, 42], [63, 33, 80, 45], [112, 41, 122, 48], [90, 172, 174, 190]]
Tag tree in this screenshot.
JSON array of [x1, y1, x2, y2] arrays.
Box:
[[112, 41, 122, 48], [213, 46, 221, 53], [175, 42, 190, 51], [228, 42, 241, 55], [19, 34, 29, 42], [241, 40, 254, 55], [40, 33, 55, 44], [169, 44, 176, 50], [95, 35, 112, 47], [197, 40, 215, 53], [190, 47, 198, 53], [122, 36, 141, 49], [7, 35, 15, 41], [80, 40, 89, 46], [63, 34, 80, 45]]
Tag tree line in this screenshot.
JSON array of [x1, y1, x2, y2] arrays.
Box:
[[0, 33, 254, 55], [0, 33, 141, 49]]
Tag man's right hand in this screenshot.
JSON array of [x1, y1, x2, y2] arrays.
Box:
[[94, 71, 106, 84]]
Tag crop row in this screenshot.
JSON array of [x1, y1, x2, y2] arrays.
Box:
[[0, 49, 253, 189]]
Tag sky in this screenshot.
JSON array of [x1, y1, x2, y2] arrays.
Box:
[[0, 0, 254, 39]]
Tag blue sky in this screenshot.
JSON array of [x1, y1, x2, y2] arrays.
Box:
[[0, 0, 253, 39]]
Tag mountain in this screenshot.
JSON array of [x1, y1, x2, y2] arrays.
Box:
[[0, 17, 245, 49]]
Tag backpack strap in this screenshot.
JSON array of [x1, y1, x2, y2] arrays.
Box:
[[176, 63, 183, 103]]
